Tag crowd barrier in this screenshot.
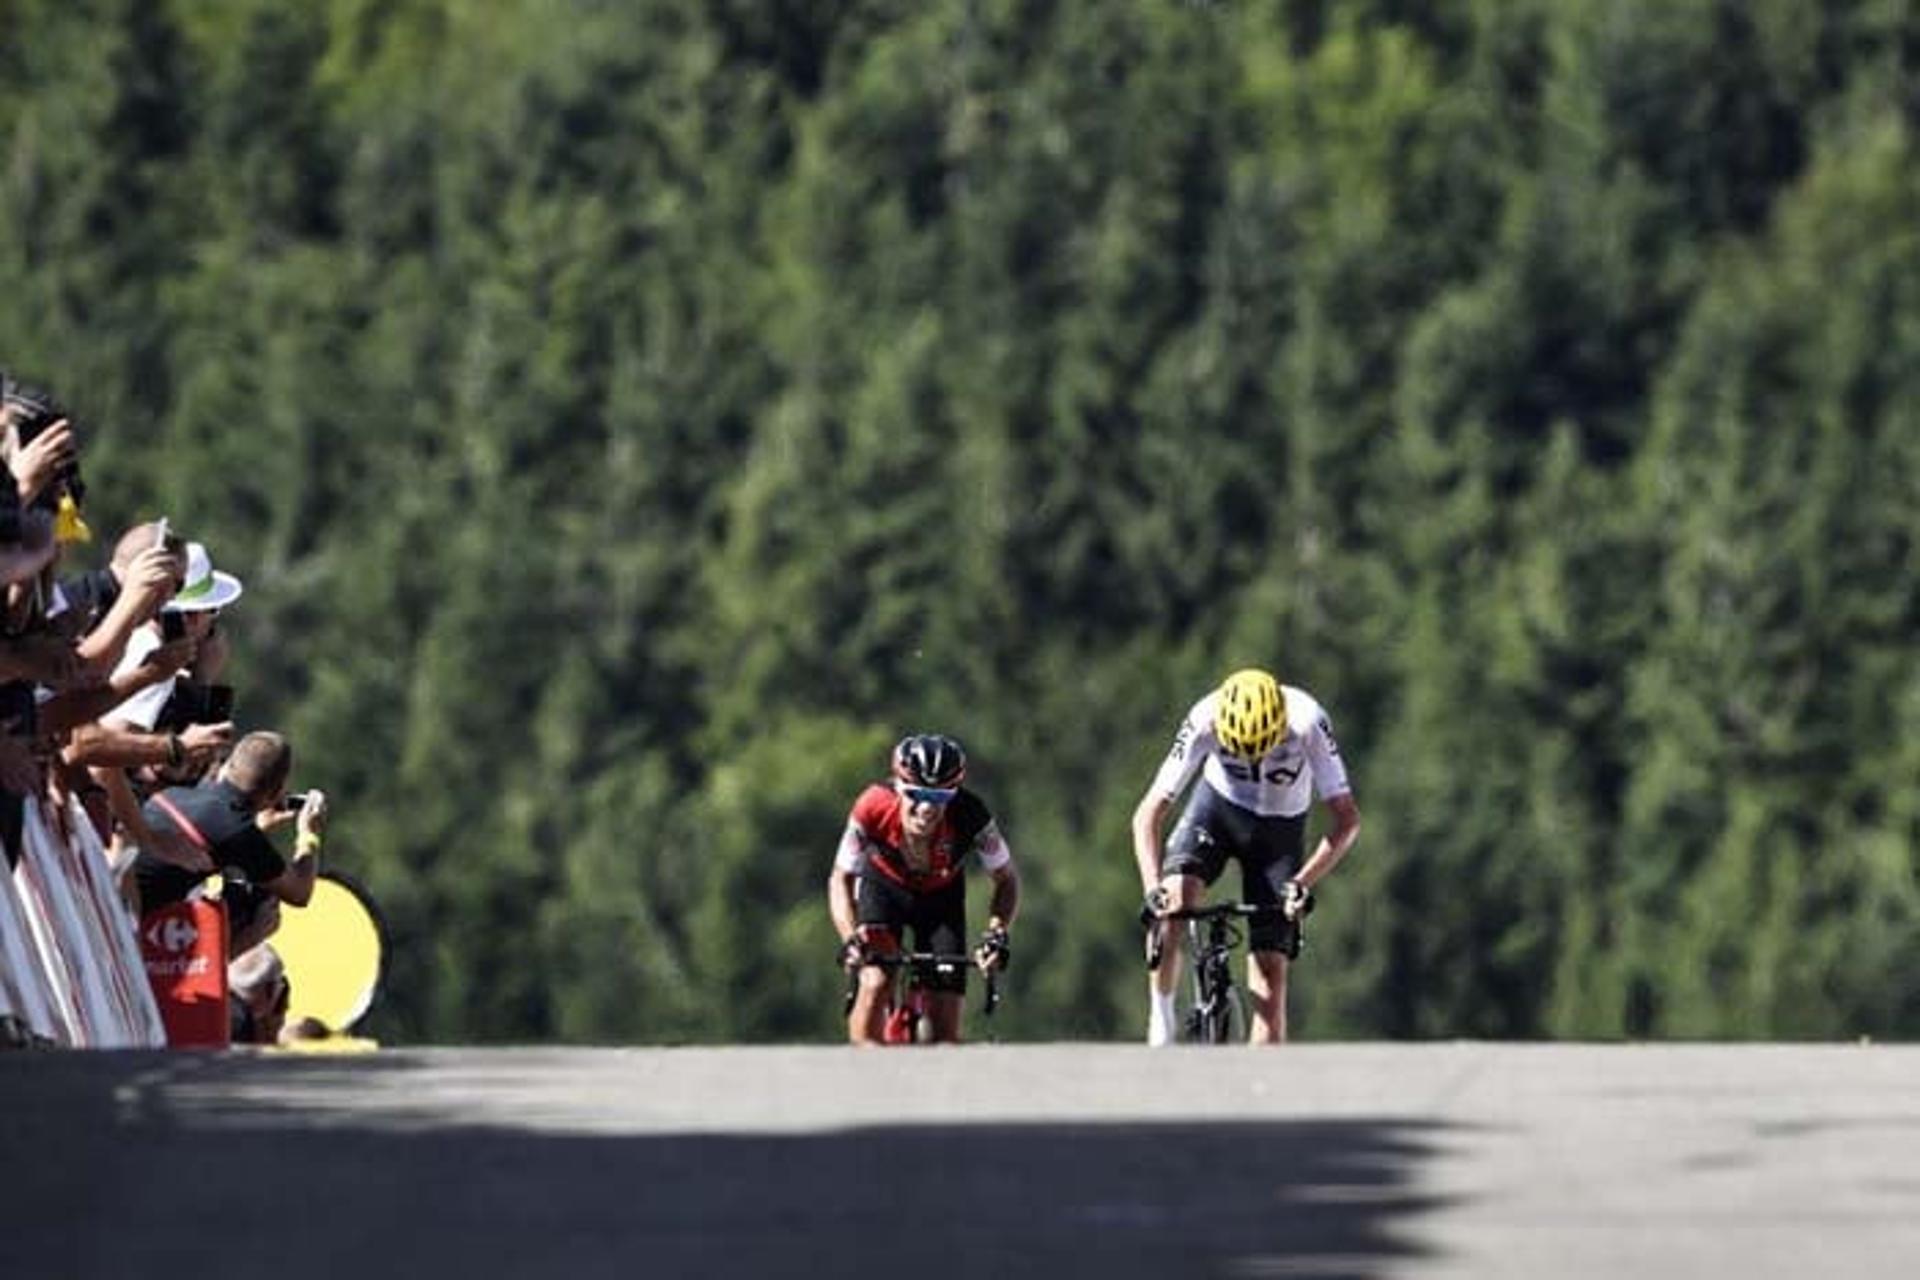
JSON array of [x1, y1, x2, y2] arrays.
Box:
[[1, 797, 169, 1048]]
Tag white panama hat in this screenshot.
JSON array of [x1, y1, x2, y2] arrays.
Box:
[[164, 540, 244, 612]]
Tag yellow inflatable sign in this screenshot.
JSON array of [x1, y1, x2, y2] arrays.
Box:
[[270, 871, 385, 1038]]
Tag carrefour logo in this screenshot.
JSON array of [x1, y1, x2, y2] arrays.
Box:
[[144, 916, 199, 955]]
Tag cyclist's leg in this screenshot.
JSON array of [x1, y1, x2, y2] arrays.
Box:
[[917, 879, 968, 1043], [1242, 811, 1307, 1044], [1152, 874, 1204, 989], [1246, 951, 1289, 1043], [851, 874, 910, 1045], [1153, 791, 1230, 1044]]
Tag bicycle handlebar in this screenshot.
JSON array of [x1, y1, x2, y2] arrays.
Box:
[[839, 951, 1002, 1017], [1157, 902, 1289, 923], [1143, 901, 1296, 971], [858, 950, 978, 971]]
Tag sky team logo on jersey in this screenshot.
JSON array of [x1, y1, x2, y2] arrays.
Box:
[[1221, 755, 1304, 785]]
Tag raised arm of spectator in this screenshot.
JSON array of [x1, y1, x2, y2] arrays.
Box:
[[75, 543, 184, 675], [0, 628, 83, 690], [39, 640, 196, 738], [67, 717, 231, 769], [9, 416, 75, 507], [261, 789, 326, 908]]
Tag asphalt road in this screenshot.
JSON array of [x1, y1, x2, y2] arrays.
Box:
[[5, 1043, 1918, 1279]]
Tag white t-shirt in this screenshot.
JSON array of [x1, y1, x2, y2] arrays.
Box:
[[105, 626, 173, 731], [1148, 685, 1352, 818]]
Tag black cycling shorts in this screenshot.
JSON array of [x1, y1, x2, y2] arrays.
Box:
[[1163, 785, 1306, 957], [855, 873, 968, 993]]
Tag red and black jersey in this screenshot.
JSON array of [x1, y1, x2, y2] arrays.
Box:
[[839, 783, 998, 892]]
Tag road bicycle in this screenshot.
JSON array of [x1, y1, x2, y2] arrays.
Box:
[[1144, 902, 1293, 1044], [841, 950, 1001, 1045]]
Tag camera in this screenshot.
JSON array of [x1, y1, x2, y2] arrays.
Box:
[[160, 610, 187, 642], [4, 383, 86, 504], [153, 680, 233, 735], [278, 792, 309, 813], [7, 384, 64, 447]]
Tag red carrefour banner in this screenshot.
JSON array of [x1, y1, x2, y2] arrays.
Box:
[[140, 901, 229, 1049]]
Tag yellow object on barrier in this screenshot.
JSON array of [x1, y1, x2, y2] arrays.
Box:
[[270, 871, 385, 1040], [277, 1032, 381, 1055]]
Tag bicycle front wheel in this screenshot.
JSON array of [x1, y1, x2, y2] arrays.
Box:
[[1201, 985, 1246, 1044]]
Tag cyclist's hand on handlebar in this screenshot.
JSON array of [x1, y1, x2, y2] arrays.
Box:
[[837, 936, 868, 971], [974, 926, 1011, 974], [1140, 889, 1170, 970], [1281, 878, 1315, 922]]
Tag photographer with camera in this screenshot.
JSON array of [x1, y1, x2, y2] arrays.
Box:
[[133, 731, 326, 951], [3, 380, 77, 503], [2, 379, 89, 545], [37, 522, 200, 855], [96, 540, 239, 782], [59, 537, 239, 878], [0, 377, 94, 867], [0, 380, 89, 692], [61, 520, 193, 670], [36, 523, 202, 742], [0, 474, 54, 591]]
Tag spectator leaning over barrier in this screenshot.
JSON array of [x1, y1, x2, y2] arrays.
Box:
[[0, 442, 56, 590], [0, 378, 95, 867], [98, 540, 238, 790], [227, 942, 290, 1046], [0, 483, 50, 862], [132, 730, 327, 951], [145, 602, 239, 788], [52, 521, 197, 843], [1, 378, 89, 548], [40, 524, 200, 769], [58, 519, 191, 670]]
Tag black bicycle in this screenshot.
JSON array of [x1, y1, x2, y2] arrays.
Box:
[[1144, 902, 1290, 1044], [841, 951, 1001, 1045]]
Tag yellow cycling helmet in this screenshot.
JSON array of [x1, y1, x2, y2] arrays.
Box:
[[1215, 668, 1287, 760]]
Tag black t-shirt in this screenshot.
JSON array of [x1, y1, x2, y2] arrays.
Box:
[[135, 780, 287, 909]]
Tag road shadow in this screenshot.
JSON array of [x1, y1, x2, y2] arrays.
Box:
[[2, 1052, 1450, 1279]]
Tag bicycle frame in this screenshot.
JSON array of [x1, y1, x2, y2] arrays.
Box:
[[841, 951, 1000, 1045], [1147, 903, 1286, 1045]]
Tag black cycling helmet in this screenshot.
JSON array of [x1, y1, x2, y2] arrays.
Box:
[[891, 733, 967, 789]]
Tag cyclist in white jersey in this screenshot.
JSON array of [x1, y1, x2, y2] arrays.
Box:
[[1132, 668, 1361, 1045]]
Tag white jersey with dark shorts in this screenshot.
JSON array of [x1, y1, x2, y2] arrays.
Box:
[[1149, 686, 1350, 817], [1149, 685, 1351, 956]]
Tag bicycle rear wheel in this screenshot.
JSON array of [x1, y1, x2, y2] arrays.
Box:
[[883, 1003, 917, 1044]]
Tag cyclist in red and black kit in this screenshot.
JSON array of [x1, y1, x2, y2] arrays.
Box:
[[827, 734, 1019, 1045]]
